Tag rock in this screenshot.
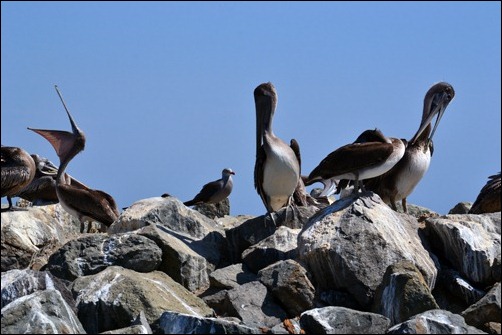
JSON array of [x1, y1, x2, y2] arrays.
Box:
[[221, 281, 288, 329], [300, 306, 391, 334], [158, 311, 259, 334], [71, 266, 214, 333], [298, 193, 437, 308], [462, 282, 501, 329], [1, 204, 80, 271], [449, 202, 472, 214], [1, 289, 85, 334], [191, 198, 231, 219], [47, 233, 162, 281], [372, 260, 439, 325], [387, 309, 486, 334], [424, 212, 501, 285], [242, 226, 300, 273], [208, 263, 257, 289], [258, 259, 315, 317], [1, 268, 75, 311]]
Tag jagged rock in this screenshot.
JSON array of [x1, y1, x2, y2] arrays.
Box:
[[158, 311, 260, 334], [258, 259, 315, 317], [433, 267, 487, 311], [462, 282, 501, 329], [484, 322, 501, 334], [71, 266, 214, 333], [298, 193, 437, 308], [101, 311, 153, 334], [46, 233, 162, 281], [317, 289, 363, 310], [372, 260, 439, 325], [449, 202, 473, 214], [221, 281, 288, 328], [1, 204, 80, 271], [109, 197, 222, 239], [137, 221, 226, 292], [190, 198, 231, 219], [208, 263, 257, 289], [242, 226, 300, 273], [1, 289, 85, 334], [393, 201, 439, 218], [300, 306, 391, 334], [424, 212, 501, 286], [387, 309, 487, 334], [1, 269, 75, 311], [269, 318, 303, 334], [225, 206, 318, 263], [214, 214, 256, 230]]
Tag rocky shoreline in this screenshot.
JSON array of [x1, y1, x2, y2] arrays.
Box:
[[1, 193, 500, 334]]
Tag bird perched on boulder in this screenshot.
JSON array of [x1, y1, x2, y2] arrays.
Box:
[[184, 168, 235, 206]]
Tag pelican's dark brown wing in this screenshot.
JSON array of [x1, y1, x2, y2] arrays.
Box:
[[58, 184, 119, 226], [308, 141, 394, 181], [469, 172, 501, 214]]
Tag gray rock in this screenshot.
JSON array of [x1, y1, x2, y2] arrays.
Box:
[[300, 306, 391, 334], [225, 206, 318, 263], [209, 263, 257, 289], [387, 309, 487, 334], [1, 289, 85, 334], [72, 266, 214, 333], [1, 269, 75, 311], [258, 259, 315, 317], [137, 221, 225, 292], [222, 281, 288, 329], [462, 282, 501, 328], [47, 233, 162, 281], [109, 197, 222, 239], [191, 198, 231, 219], [158, 311, 260, 334], [298, 193, 437, 308], [1, 204, 81, 271], [449, 202, 473, 214], [424, 213, 501, 285], [372, 260, 439, 325], [242, 226, 300, 273]]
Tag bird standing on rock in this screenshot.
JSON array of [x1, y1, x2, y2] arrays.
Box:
[[184, 168, 235, 206]]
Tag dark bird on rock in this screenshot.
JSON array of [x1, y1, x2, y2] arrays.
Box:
[[28, 85, 119, 232], [254, 82, 301, 214], [1, 146, 36, 211], [363, 82, 455, 213], [184, 168, 235, 206], [306, 128, 406, 196], [17, 154, 88, 205], [469, 172, 501, 214]]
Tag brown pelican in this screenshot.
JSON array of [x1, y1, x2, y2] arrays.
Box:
[[469, 172, 501, 214], [363, 82, 455, 213], [184, 168, 235, 206], [306, 129, 406, 195], [17, 154, 87, 205], [1, 146, 36, 211], [27, 85, 119, 232], [254, 82, 301, 214]]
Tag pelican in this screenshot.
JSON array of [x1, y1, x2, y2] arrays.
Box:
[[184, 168, 235, 206], [1, 146, 36, 211], [254, 82, 301, 214], [469, 172, 501, 214], [28, 85, 119, 232], [17, 154, 87, 205], [306, 129, 406, 196], [363, 82, 455, 213]]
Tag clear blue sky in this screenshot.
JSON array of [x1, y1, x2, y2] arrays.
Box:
[[2, 2, 501, 216]]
